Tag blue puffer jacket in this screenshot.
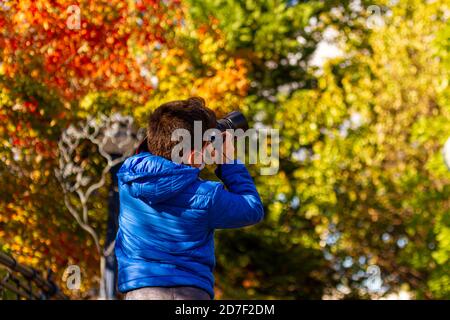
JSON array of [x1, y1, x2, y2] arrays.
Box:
[[115, 152, 264, 298]]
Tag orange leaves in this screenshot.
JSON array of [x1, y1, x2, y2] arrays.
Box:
[[0, 0, 183, 100], [194, 58, 249, 97], [136, 19, 250, 119]]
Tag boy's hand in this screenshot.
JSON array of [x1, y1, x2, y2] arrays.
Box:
[[221, 131, 235, 164], [206, 131, 235, 165]]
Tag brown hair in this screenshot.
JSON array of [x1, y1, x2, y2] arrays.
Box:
[[146, 97, 216, 160]]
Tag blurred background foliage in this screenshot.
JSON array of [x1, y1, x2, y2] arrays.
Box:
[[0, 0, 449, 299]]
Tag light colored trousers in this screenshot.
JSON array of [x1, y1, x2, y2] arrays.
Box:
[[125, 286, 211, 300]]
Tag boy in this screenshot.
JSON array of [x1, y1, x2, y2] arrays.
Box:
[[115, 97, 264, 300]]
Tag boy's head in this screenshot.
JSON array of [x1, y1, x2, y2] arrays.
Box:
[[147, 97, 216, 165]]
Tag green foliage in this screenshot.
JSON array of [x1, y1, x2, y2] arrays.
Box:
[[270, 0, 449, 298], [199, 0, 450, 299]]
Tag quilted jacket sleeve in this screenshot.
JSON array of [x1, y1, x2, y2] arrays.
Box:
[[208, 160, 264, 229]]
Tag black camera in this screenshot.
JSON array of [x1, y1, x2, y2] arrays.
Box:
[[216, 111, 249, 132]]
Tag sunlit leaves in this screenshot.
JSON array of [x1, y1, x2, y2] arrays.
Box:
[[0, 0, 182, 100], [270, 0, 450, 298]]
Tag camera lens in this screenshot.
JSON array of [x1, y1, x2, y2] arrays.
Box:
[[217, 111, 249, 132]]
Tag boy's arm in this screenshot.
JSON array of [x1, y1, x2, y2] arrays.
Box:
[[209, 160, 264, 229]]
